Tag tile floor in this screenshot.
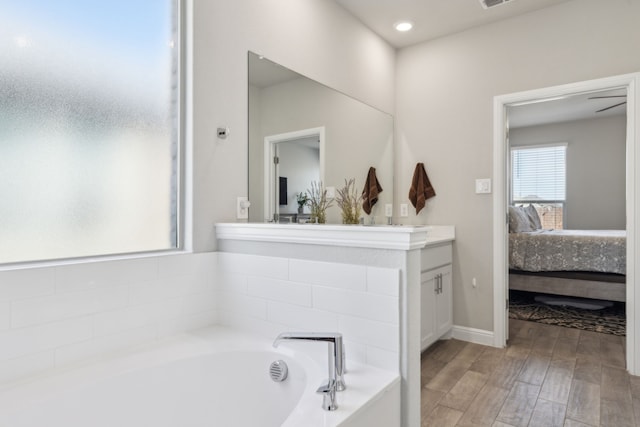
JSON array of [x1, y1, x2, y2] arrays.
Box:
[[421, 319, 637, 426]]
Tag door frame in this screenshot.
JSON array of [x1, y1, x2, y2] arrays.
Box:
[[263, 127, 325, 221], [492, 72, 640, 374]]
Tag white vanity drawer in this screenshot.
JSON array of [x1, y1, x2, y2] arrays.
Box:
[[421, 242, 452, 271]]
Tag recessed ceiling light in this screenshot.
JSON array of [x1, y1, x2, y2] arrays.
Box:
[[394, 21, 413, 32]]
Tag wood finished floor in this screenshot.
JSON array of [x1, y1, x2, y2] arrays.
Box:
[[421, 319, 637, 427]]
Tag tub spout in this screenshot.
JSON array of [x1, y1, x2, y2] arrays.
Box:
[[273, 332, 346, 410]]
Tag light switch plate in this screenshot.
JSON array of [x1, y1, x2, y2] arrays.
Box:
[[475, 178, 492, 194]]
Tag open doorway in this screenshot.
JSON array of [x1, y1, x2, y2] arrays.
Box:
[[492, 73, 640, 374], [506, 90, 627, 341]]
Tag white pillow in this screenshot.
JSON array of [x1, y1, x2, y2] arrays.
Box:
[[508, 206, 535, 233], [525, 204, 542, 230]]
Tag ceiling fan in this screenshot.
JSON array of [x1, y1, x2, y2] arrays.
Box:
[[588, 94, 627, 113]]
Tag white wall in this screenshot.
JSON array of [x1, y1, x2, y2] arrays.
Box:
[[510, 115, 626, 229], [277, 142, 320, 214], [395, 0, 640, 331], [194, 0, 395, 250]]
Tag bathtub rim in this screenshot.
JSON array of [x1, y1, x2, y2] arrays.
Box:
[[0, 325, 400, 427]]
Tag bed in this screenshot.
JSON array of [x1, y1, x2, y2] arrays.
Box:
[[508, 206, 626, 302]]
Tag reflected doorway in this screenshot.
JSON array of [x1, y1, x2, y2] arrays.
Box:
[[263, 127, 325, 222]]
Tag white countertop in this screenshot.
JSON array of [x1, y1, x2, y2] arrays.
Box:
[[215, 223, 454, 251]]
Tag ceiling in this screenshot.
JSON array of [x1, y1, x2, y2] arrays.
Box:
[[331, 0, 627, 127], [508, 89, 627, 128], [333, 0, 575, 48]]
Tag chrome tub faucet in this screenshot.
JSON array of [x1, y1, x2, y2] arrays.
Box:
[[273, 332, 346, 411]]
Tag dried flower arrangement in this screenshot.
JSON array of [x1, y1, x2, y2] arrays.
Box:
[[335, 178, 362, 224], [306, 181, 333, 223]]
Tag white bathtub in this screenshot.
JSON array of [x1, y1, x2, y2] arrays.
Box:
[[0, 327, 400, 427]]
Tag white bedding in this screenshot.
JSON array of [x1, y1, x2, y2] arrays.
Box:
[[509, 229, 626, 275]]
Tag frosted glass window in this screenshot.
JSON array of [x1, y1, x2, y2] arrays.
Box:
[[0, 1, 181, 264]]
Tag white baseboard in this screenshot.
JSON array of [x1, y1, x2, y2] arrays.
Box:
[[451, 325, 496, 347]]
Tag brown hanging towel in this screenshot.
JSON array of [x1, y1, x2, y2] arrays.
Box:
[[408, 162, 436, 214], [362, 166, 383, 215]]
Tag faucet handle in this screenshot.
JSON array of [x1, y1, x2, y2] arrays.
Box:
[[316, 380, 338, 411]]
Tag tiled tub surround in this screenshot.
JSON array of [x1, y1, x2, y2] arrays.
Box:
[[215, 252, 401, 371], [0, 250, 403, 426], [0, 327, 400, 427], [0, 225, 439, 427], [0, 253, 218, 385], [215, 223, 456, 427]]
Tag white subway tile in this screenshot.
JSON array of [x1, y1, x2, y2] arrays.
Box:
[[343, 340, 367, 366], [180, 291, 217, 316], [338, 314, 399, 352], [366, 346, 399, 371], [216, 271, 248, 294], [55, 325, 158, 367], [157, 311, 218, 338], [129, 280, 168, 305], [55, 257, 158, 293], [158, 252, 216, 279], [313, 286, 398, 324], [0, 351, 55, 385], [0, 303, 9, 331], [11, 285, 129, 328], [366, 267, 400, 296], [0, 317, 93, 362], [0, 268, 55, 302], [248, 277, 312, 307], [289, 259, 366, 291], [218, 311, 283, 339], [129, 275, 206, 306], [217, 291, 267, 320], [267, 301, 338, 332], [92, 299, 183, 338], [216, 253, 288, 280]]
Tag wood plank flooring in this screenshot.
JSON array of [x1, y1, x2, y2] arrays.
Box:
[[421, 319, 637, 427]]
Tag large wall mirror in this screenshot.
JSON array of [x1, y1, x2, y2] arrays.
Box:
[[248, 51, 393, 224]]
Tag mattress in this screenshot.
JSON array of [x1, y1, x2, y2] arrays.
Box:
[[509, 229, 626, 275]]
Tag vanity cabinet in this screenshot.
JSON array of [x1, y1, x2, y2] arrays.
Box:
[[420, 242, 453, 351]]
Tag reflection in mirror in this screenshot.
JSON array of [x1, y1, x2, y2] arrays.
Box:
[[248, 52, 393, 224]]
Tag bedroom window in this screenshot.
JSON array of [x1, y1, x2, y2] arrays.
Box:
[[511, 143, 566, 229], [0, 0, 182, 264]]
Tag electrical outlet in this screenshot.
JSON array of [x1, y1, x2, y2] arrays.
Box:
[[237, 197, 250, 219], [385, 203, 393, 217], [400, 203, 409, 217]]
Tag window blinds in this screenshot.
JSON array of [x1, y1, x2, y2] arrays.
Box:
[[511, 144, 566, 202]]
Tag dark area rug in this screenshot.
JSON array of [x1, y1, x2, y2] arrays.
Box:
[[509, 290, 626, 336]]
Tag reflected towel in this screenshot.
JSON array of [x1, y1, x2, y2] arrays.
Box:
[[362, 167, 383, 215], [408, 162, 436, 214]]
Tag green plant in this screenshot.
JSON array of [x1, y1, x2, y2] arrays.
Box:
[[306, 181, 333, 224], [335, 178, 363, 224], [296, 192, 310, 208]]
